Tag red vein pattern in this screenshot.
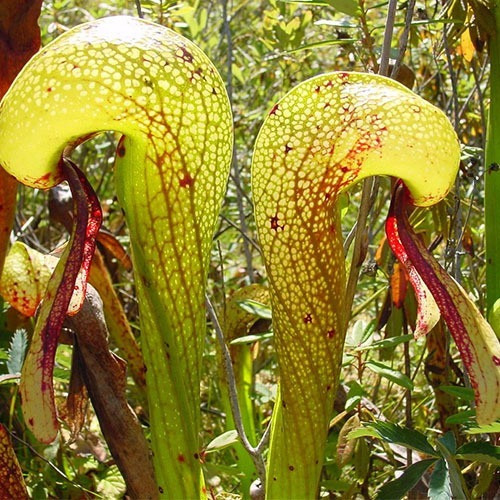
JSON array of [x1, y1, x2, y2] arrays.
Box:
[[20, 160, 102, 443], [252, 71, 461, 498], [386, 181, 500, 425]]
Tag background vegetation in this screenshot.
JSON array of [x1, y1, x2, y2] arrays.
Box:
[[0, 0, 498, 497]]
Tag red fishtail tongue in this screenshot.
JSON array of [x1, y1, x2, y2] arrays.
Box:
[[20, 159, 102, 442], [386, 181, 500, 425], [59, 159, 103, 313]]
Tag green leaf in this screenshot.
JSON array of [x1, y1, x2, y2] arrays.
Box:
[[377, 458, 437, 500], [354, 438, 370, 480], [456, 441, 500, 466], [96, 465, 126, 497], [53, 367, 71, 383], [236, 299, 272, 320], [347, 426, 379, 440], [279, 0, 360, 16], [205, 430, 239, 453], [466, 422, 500, 434], [288, 38, 357, 53], [368, 422, 438, 456], [345, 381, 364, 411], [355, 333, 413, 352], [345, 319, 373, 347], [429, 459, 451, 500], [365, 360, 414, 390], [232, 63, 245, 85], [202, 461, 240, 478], [438, 432, 457, 454], [7, 329, 27, 375], [439, 385, 475, 401], [435, 438, 468, 500], [445, 409, 475, 425], [230, 331, 273, 345]]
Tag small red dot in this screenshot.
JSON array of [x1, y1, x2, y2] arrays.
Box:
[[270, 215, 284, 231], [179, 173, 194, 187]]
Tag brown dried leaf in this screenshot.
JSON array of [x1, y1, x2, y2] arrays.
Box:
[[60, 348, 89, 441], [336, 413, 360, 467], [89, 251, 146, 393], [390, 262, 408, 309], [96, 230, 132, 271], [462, 227, 475, 256], [0, 424, 28, 500], [66, 286, 157, 499]]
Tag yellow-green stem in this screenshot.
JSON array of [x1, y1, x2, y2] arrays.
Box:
[[485, 2, 500, 316]]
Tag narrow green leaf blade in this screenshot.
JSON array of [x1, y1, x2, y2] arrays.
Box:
[[466, 422, 500, 434], [365, 360, 414, 390], [438, 432, 457, 454], [456, 441, 500, 466], [428, 459, 451, 500], [355, 333, 413, 352], [279, 0, 360, 16], [368, 422, 438, 456], [377, 458, 437, 500], [439, 385, 475, 401], [445, 409, 476, 425], [236, 299, 272, 320], [288, 38, 357, 53], [205, 430, 239, 454], [229, 332, 273, 345], [435, 439, 468, 500], [347, 426, 379, 440]]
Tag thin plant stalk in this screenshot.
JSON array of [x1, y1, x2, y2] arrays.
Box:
[[345, 0, 399, 314], [205, 295, 268, 490], [222, 0, 255, 283]]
